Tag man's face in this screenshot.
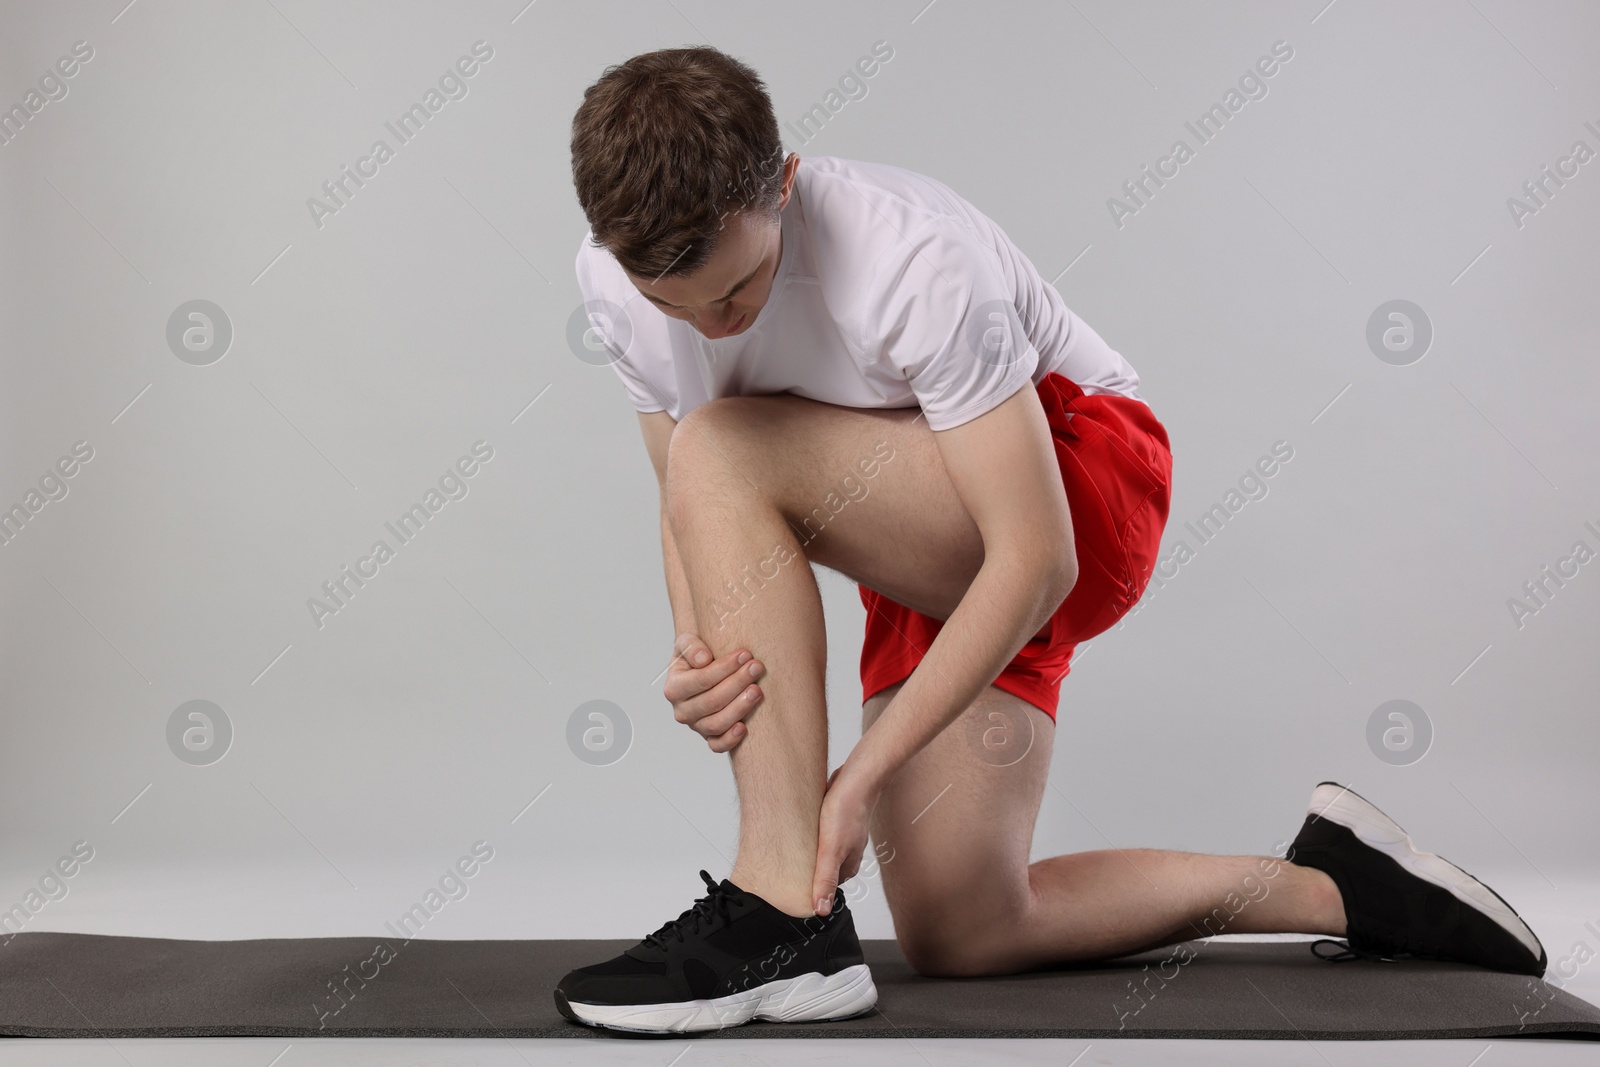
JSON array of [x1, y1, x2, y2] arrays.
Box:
[[624, 155, 798, 340]]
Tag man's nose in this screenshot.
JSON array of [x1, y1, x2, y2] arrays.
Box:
[[698, 309, 738, 338]]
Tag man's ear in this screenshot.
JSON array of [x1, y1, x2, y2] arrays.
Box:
[[777, 153, 800, 208]]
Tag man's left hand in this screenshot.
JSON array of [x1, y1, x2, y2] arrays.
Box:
[[811, 760, 880, 917]]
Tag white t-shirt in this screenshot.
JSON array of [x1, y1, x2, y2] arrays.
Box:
[[573, 155, 1144, 432]]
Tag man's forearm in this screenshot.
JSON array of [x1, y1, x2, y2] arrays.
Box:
[[660, 500, 700, 636], [847, 550, 1073, 789]]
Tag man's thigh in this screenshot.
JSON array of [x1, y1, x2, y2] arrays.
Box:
[[859, 681, 1054, 965], [671, 393, 987, 622]]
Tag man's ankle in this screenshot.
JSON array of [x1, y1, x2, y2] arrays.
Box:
[[728, 867, 818, 919]]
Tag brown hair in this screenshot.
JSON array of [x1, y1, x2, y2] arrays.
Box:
[[571, 46, 785, 279]]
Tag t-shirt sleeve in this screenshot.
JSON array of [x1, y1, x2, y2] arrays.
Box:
[[574, 238, 669, 415], [863, 221, 1039, 431], [605, 333, 670, 415]]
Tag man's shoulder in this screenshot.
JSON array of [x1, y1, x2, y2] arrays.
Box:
[[799, 155, 958, 231], [798, 157, 990, 300], [571, 230, 678, 411], [574, 230, 617, 286], [574, 231, 652, 315]]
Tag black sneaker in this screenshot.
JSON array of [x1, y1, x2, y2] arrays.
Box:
[[553, 869, 878, 1034], [1286, 781, 1546, 976]]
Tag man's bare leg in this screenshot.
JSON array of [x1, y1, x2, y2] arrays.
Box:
[[663, 408, 832, 919], [863, 683, 1346, 976]]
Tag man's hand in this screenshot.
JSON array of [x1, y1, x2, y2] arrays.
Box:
[[810, 761, 879, 917], [664, 632, 766, 753]]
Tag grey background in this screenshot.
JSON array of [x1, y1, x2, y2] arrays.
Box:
[[1, 0, 1596, 1009]]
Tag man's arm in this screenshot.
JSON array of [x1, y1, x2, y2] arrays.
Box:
[[842, 379, 1079, 790], [659, 509, 699, 636], [638, 410, 699, 636]]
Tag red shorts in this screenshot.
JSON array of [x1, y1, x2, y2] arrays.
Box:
[[858, 371, 1173, 722]]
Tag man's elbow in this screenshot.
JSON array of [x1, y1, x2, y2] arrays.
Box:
[[1045, 554, 1079, 609], [999, 534, 1076, 611]]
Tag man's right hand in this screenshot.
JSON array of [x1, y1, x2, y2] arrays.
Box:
[[664, 632, 765, 753]]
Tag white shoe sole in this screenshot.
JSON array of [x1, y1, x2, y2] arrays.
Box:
[[1307, 782, 1542, 961], [565, 963, 878, 1034]]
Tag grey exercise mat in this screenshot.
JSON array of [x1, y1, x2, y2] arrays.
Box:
[[2, 932, 1597, 1039]]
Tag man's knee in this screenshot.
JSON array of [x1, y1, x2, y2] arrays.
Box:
[[898, 923, 1015, 978], [671, 397, 767, 450], [890, 886, 1032, 978], [664, 400, 762, 530]]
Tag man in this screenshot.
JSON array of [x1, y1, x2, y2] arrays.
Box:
[[553, 46, 1547, 1035]]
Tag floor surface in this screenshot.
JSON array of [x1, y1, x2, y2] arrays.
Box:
[[4, 861, 1596, 1063]]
